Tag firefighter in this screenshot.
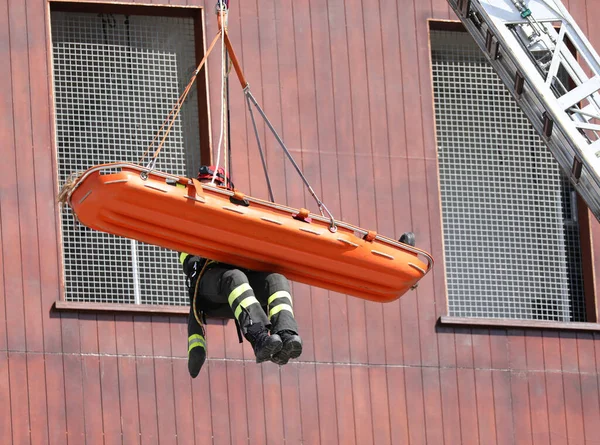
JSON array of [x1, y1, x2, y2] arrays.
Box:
[[182, 165, 302, 378]]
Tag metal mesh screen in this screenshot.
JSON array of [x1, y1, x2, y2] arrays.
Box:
[[52, 11, 202, 305], [431, 31, 586, 321]]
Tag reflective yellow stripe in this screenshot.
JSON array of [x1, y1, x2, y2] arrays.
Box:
[[269, 304, 294, 318], [267, 290, 292, 306], [233, 296, 260, 320], [228, 283, 252, 306], [179, 252, 189, 264], [188, 334, 206, 353]]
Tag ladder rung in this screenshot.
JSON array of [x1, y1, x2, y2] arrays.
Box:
[[573, 121, 600, 132], [589, 138, 600, 156], [557, 75, 600, 110]]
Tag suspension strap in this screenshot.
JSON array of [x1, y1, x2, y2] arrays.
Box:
[[244, 88, 338, 232], [246, 93, 275, 202]]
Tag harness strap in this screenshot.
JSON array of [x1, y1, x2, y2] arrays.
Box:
[[192, 259, 216, 332], [191, 260, 244, 344]]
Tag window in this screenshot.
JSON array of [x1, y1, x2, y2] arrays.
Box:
[[431, 30, 587, 322], [52, 5, 208, 306]]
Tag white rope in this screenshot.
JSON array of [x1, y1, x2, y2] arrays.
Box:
[[212, 0, 228, 186]]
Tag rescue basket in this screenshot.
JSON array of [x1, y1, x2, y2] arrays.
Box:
[[62, 162, 434, 303]]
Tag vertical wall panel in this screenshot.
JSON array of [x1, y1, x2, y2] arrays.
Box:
[[351, 366, 375, 445], [171, 360, 195, 445], [422, 367, 444, 445], [115, 315, 136, 356], [118, 356, 141, 445], [455, 328, 474, 369], [333, 366, 357, 445], [511, 371, 533, 445], [81, 356, 104, 445], [492, 370, 514, 445], [431, 0, 451, 19], [457, 368, 480, 445], [544, 372, 568, 445], [10, 0, 45, 355], [472, 329, 492, 369], [580, 372, 600, 443], [298, 363, 321, 444], [280, 364, 302, 445], [244, 363, 266, 445], [508, 331, 528, 371], [412, 0, 441, 371], [290, 0, 320, 365], [262, 364, 285, 445], [387, 367, 409, 445], [563, 372, 585, 445], [0, 0, 12, 353], [27, 354, 49, 445], [99, 356, 123, 445], [208, 360, 232, 445], [191, 364, 214, 444], [154, 358, 178, 445], [474, 369, 497, 445], [525, 332, 545, 371], [576, 333, 597, 374], [405, 367, 426, 444], [316, 365, 339, 445], [325, 0, 354, 367], [45, 354, 67, 445], [61, 313, 81, 355], [2, 0, 27, 353], [137, 357, 159, 445], [542, 332, 562, 371], [527, 372, 550, 445], [344, 0, 377, 369], [29, 0, 62, 356], [0, 353, 13, 442], [240, 0, 268, 201], [439, 368, 462, 445], [560, 332, 580, 373], [79, 314, 99, 354], [8, 354, 28, 445], [0, 219, 6, 353], [63, 354, 85, 444], [226, 361, 249, 445]]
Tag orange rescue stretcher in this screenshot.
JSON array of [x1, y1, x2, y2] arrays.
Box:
[[62, 163, 434, 303]]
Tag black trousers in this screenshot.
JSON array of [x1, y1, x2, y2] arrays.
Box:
[[191, 264, 299, 335]]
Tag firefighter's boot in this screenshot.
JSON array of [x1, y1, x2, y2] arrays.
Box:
[[187, 309, 206, 378], [244, 323, 283, 363], [271, 330, 302, 365]]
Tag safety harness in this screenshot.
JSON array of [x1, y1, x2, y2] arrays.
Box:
[[188, 257, 245, 344]]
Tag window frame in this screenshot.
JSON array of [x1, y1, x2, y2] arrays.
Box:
[[428, 20, 600, 331], [50, 1, 212, 314]]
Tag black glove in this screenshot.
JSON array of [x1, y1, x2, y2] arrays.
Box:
[[183, 255, 203, 282]]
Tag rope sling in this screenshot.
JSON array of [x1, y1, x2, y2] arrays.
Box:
[[139, 0, 338, 232]]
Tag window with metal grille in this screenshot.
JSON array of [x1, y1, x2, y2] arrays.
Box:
[[431, 30, 586, 322], [52, 8, 204, 306]]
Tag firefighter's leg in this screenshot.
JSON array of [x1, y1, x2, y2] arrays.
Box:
[[185, 260, 207, 378], [250, 272, 302, 365], [218, 268, 283, 363], [187, 306, 206, 378]]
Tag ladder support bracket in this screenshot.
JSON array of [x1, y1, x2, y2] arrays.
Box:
[[543, 112, 554, 138], [485, 30, 500, 60], [514, 71, 525, 99], [572, 156, 583, 183], [458, 0, 471, 17]]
